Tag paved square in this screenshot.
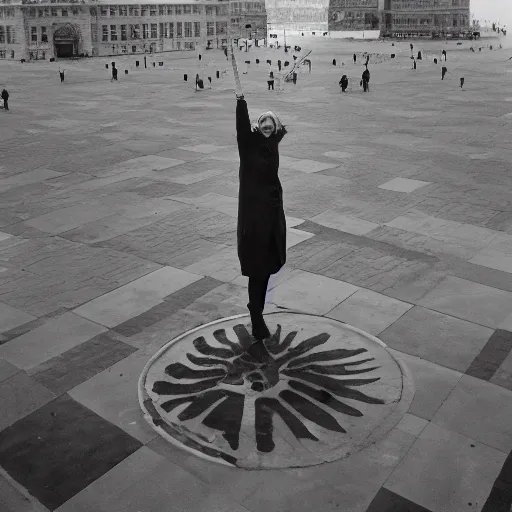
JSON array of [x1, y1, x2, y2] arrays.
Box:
[[0, 36, 511, 512]]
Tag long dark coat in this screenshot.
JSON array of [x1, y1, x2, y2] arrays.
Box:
[[236, 99, 287, 277]]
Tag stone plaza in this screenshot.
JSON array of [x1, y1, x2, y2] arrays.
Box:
[[0, 35, 511, 511]]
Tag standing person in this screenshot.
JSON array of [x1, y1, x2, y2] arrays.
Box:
[[353, 53, 357, 64], [235, 93, 287, 352], [339, 74, 349, 92], [111, 65, 118, 81], [413, 59, 417, 70], [460, 77, 464, 88], [59, 67, 65, 82], [362, 67, 370, 92], [442, 49, 447, 61], [1, 88, 8, 110], [442, 65, 447, 80], [267, 71, 274, 90]]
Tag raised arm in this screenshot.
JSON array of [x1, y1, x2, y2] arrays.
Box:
[[236, 97, 252, 140], [275, 126, 287, 144]]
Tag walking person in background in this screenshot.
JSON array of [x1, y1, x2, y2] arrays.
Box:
[[235, 92, 287, 357], [442, 66, 447, 80], [111, 65, 118, 81], [460, 77, 465, 89], [59, 67, 65, 83], [362, 66, 370, 92], [267, 71, 275, 91], [413, 59, 417, 70], [1, 88, 8, 110], [353, 53, 357, 64]]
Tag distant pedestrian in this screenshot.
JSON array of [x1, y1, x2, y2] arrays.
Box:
[[442, 49, 447, 61], [268, 71, 274, 90], [362, 67, 370, 92], [353, 53, 357, 64], [339, 74, 348, 92], [278, 60, 282, 71], [441, 66, 447, 80], [460, 77, 464, 88], [1, 88, 8, 110], [111, 66, 118, 81], [292, 72, 297, 84], [59, 67, 65, 82], [413, 59, 417, 70]]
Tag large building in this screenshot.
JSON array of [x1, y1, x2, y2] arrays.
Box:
[[267, 0, 470, 39], [0, 0, 266, 60]]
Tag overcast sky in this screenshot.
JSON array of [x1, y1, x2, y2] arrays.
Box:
[[471, 0, 510, 27]]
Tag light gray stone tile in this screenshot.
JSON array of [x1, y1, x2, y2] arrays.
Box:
[[285, 159, 339, 174], [310, 210, 380, 236], [68, 351, 157, 444], [327, 289, 413, 335], [470, 248, 512, 274], [418, 276, 512, 328], [73, 267, 203, 328], [378, 178, 431, 193], [286, 227, 315, 249], [0, 359, 20, 383], [433, 374, 512, 453], [385, 422, 507, 512], [0, 313, 107, 370], [166, 168, 227, 184], [269, 271, 359, 314], [184, 246, 241, 283], [387, 349, 462, 420], [177, 144, 229, 154], [0, 302, 37, 333], [323, 151, 353, 159], [0, 169, 65, 193], [395, 413, 429, 437], [109, 155, 186, 175]]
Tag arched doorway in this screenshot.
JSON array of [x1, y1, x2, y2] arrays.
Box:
[[53, 23, 81, 58]]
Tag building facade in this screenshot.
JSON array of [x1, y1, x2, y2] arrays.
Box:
[[268, 0, 470, 38], [0, 0, 266, 60]]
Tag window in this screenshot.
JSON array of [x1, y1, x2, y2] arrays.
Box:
[[216, 5, 227, 15], [184, 21, 192, 37], [29, 8, 35, 16], [130, 24, 140, 38], [38, 8, 43, 16], [110, 6, 116, 16], [51, 7, 57, 16], [132, 6, 139, 15], [169, 21, 174, 37], [216, 21, 227, 34], [167, 5, 173, 15], [0, 50, 5, 58], [194, 21, 200, 37], [175, 4, 182, 14], [151, 23, 157, 37], [232, 2, 239, 13], [185, 41, 194, 49], [31, 26, 37, 42], [101, 6, 108, 16], [61, 9, 68, 16], [72, 8, 78, 16], [44, 7, 49, 16], [110, 24, 117, 40], [41, 26, 47, 42], [183, 4, 191, 14], [205, 5, 214, 15], [91, 23, 97, 42], [141, 6, 148, 16], [142, 23, 148, 38], [121, 45, 127, 52], [0, 27, 4, 44], [6, 25, 15, 43], [159, 22, 164, 37], [193, 5, 200, 14], [119, 5, 127, 15], [176, 21, 182, 37], [159, 5, 164, 15], [207, 21, 214, 36], [128, 6, 133, 15], [150, 5, 156, 15], [132, 45, 136, 52], [102, 24, 108, 41]]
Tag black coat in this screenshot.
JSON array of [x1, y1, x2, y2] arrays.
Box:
[[236, 99, 287, 277]]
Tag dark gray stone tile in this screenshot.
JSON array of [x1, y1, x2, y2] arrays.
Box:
[[465, 358, 498, 381], [0, 394, 142, 511], [366, 488, 432, 512], [28, 333, 137, 394], [482, 450, 512, 512]]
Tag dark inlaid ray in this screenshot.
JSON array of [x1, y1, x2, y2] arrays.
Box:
[[152, 378, 219, 395], [268, 327, 298, 355], [275, 333, 330, 366], [232, 324, 254, 350], [288, 380, 363, 417], [255, 397, 318, 453], [202, 392, 245, 450], [279, 390, 346, 433], [178, 389, 228, 421], [298, 362, 380, 376], [264, 324, 282, 353], [212, 329, 244, 355], [193, 336, 234, 359], [283, 369, 381, 388], [161, 396, 194, 413], [187, 353, 232, 369], [165, 362, 226, 380], [286, 348, 368, 368]]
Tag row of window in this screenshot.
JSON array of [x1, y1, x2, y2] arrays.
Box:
[[30, 25, 48, 42], [390, 0, 469, 9], [392, 13, 469, 26], [0, 24, 15, 43], [27, 6, 84, 17], [94, 20, 227, 42], [0, 7, 15, 17], [96, 4, 230, 17]]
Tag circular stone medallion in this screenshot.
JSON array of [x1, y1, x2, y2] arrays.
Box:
[[139, 312, 413, 469]]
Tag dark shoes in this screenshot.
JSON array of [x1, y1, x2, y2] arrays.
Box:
[[248, 303, 270, 341]]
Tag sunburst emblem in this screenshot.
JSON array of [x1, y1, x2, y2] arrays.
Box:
[[140, 313, 412, 469]]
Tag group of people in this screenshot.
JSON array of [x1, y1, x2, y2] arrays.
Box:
[[339, 65, 370, 93]]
